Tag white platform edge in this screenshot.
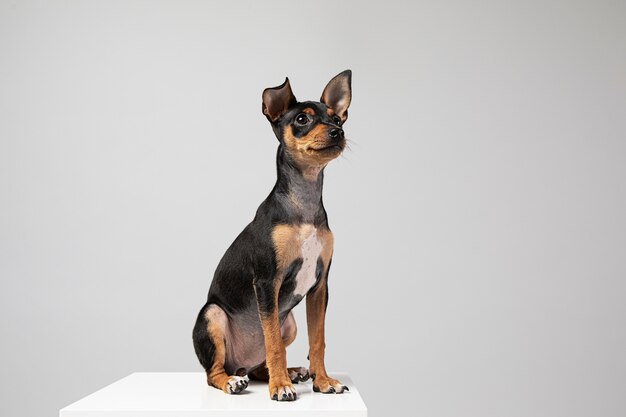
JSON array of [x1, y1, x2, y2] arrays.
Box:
[[60, 372, 367, 417]]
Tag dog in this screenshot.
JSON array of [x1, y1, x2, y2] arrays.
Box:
[[193, 70, 352, 401]]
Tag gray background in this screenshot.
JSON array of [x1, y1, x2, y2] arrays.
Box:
[[1, 1, 625, 416]]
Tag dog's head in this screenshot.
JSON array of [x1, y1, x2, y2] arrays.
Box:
[[262, 70, 352, 169]]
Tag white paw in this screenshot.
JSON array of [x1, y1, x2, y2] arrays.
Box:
[[227, 375, 249, 394], [288, 367, 310, 383]]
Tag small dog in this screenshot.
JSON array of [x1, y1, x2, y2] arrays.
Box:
[[192, 70, 352, 401]]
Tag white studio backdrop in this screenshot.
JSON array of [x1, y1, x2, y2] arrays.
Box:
[[1, 1, 625, 416]]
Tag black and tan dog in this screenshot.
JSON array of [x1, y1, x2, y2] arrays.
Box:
[[192, 70, 352, 401]]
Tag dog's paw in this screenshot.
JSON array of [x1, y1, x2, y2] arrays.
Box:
[[288, 367, 310, 383], [225, 375, 249, 394], [312, 375, 349, 394], [269, 377, 297, 401]]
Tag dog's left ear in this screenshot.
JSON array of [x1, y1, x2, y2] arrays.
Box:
[[262, 78, 297, 122], [321, 69, 352, 122]]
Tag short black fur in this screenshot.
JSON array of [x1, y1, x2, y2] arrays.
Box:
[[192, 70, 352, 398]]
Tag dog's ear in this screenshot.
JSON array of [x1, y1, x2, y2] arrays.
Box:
[[321, 70, 352, 122], [262, 78, 297, 122]]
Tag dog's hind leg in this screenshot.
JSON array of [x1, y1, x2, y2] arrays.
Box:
[[281, 311, 310, 382], [248, 311, 309, 383], [192, 304, 249, 394], [249, 362, 308, 383]]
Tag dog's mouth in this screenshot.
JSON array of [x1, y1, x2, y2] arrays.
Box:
[[310, 141, 345, 153], [314, 145, 343, 152]]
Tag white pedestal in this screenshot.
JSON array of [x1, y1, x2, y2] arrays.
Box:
[[60, 372, 367, 417]]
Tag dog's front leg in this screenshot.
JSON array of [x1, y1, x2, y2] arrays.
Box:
[[306, 271, 349, 394], [254, 278, 296, 401]]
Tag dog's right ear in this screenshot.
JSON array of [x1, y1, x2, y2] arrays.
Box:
[[262, 78, 297, 122]]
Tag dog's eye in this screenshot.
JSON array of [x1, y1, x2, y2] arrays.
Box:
[[295, 113, 309, 125], [333, 115, 342, 126]]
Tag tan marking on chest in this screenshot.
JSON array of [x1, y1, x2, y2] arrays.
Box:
[[272, 224, 334, 294]]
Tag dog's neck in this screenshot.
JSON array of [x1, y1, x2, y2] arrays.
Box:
[[274, 145, 326, 224]]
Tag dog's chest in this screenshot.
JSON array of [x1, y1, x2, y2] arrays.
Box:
[[292, 226, 323, 296], [272, 224, 332, 297]]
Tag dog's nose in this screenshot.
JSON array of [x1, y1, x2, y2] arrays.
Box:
[[329, 128, 344, 139]]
